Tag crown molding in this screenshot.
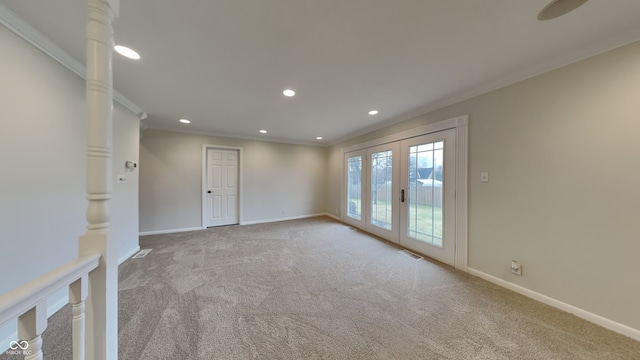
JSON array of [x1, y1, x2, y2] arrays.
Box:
[[0, 3, 145, 120], [145, 123, 327, 148], [328, 26, 640, 147]]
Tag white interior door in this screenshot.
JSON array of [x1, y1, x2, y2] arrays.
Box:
[[206, 149, 238, 227], [400, 129, 456, 265]]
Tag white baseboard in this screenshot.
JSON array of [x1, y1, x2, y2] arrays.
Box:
[[241, 213, 326, 225], [141, 215, 332, 234], [468, 267, 640, 341], [139, 227, 203, 236], [119, 246, 140, 264], [324, 213, 342, 222]]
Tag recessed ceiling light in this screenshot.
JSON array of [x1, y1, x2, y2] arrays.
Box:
[[179, 119, 190, 124], [259, 130, 267, 134], [283, 89, 296, 97], [368, 110, 379, 115], [316, 136, 323, 140], [114, 45, 140, 60], [538, 0, 588, 21]]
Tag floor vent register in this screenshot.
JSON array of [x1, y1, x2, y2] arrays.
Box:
[[398, 249, 423, 260], [132, 249, 153, 259]]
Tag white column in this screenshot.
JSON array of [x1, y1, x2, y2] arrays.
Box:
[[17, 302, 47, 360], [69, 276, 89, 360], [80, 0, 119, 359]]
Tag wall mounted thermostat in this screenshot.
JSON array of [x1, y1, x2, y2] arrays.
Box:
[[125, 161, 137, 169]]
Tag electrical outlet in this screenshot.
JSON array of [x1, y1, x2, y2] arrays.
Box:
[[511, 260, 522, 276], [117, 175, 126, 183]]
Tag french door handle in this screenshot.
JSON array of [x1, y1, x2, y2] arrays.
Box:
[[400, 189, 405, 203]]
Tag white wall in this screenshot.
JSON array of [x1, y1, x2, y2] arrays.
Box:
[[112, 105, 141, 260], [328, 41, 640, 333], [0, 25, 140, 347], [139, 129, 327, 232]]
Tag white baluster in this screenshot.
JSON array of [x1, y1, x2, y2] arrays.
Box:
[[17, 302, 47, 360], [69, 276, 88, 360], [80, 1, 119, 359]]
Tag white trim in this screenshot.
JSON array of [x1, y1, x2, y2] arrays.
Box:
[[140, 214, 331, 234], [139, 227, 202, 236], [241, 213, 326, 226], [118, 246, 140, 264], [468, 268, 640, 342], [0, 3, 144, 119], [325, 213, 341, 222], [0, 287, 69, 353], [1, 245, 141, 352], [327, 27, 640, 147], [0, 254, 100, 326], [1, 294, 69, 352], [46, 294, 70, 318], [148, 123, 325, 148], [454, 116, 469, 271], [342, 115, 465, 153], [202, 145, 243, 228]]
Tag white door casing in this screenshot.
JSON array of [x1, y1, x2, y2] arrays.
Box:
[[205, 148, 239, 227]]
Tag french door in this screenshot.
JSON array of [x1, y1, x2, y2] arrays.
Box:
[[399, 130, 456, 264], [343, 129, 457, 265], [344, 149, 367, 229], [367, 143, 400, 241]]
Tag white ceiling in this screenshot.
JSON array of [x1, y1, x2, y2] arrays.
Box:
[[3, 0, 640, 145]]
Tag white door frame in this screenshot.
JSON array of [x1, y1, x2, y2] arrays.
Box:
[[202, 144, 244, 228], [342, 115, 468, 271]]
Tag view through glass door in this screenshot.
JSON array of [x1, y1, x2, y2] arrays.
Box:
[[344, 150, 366, 229], [400, 129, 456, 264], [343, 128, 457, 265], [366, 143, 399, 241]]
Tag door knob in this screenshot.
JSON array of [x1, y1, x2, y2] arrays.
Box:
[[207, 190, 212, 194]]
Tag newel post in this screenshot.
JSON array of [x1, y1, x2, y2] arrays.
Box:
[[79, 0, 119, 359]]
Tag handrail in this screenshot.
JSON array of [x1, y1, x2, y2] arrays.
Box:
[[0, 253, 100, 326]]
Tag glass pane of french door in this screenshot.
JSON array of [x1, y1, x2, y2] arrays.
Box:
[[400, 129, 456, 265], [370, 150, 393, 230], [346, 155, 363, 220], [365, 143, 400, 242], [407, 141, 444, 247]]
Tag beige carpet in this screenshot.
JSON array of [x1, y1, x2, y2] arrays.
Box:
[[5, 216, 639, 359]]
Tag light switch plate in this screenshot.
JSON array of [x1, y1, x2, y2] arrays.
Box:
[[480, 172, 489, 183], [117, 175, 126, 183]]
